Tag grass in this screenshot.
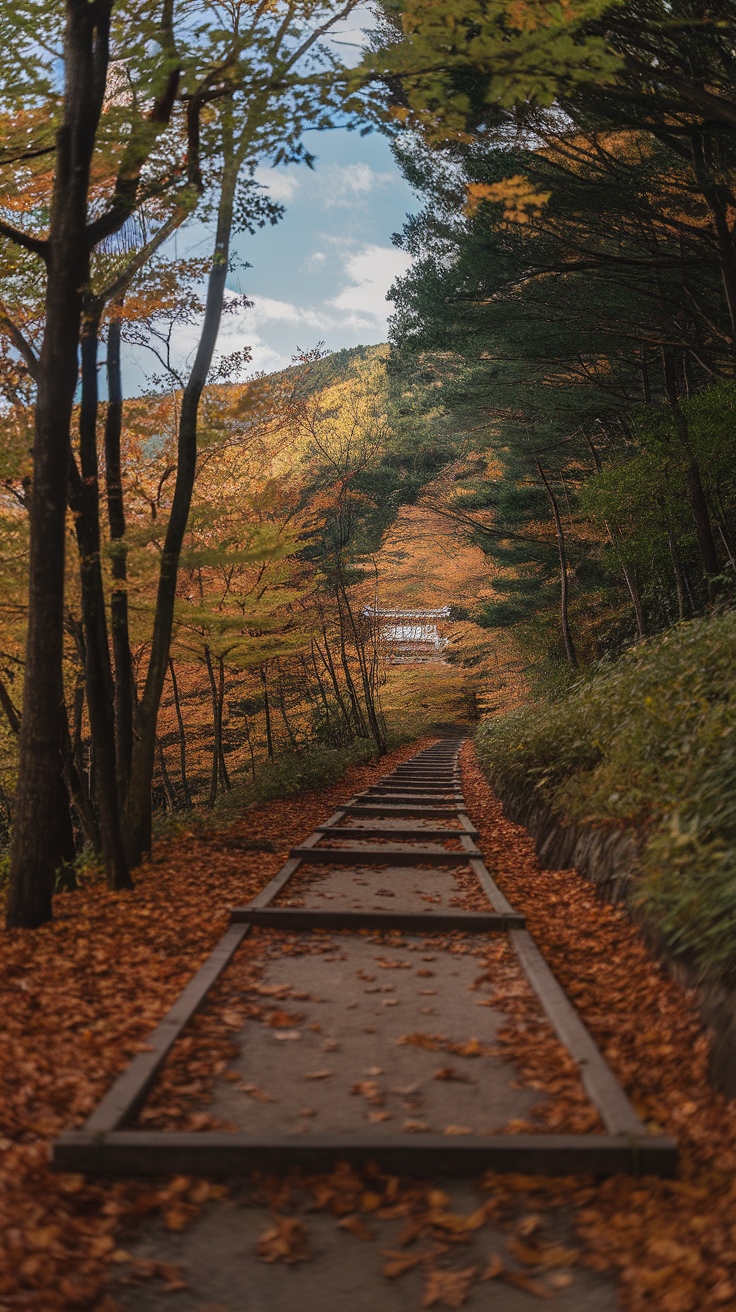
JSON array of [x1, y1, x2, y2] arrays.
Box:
[[474, 610, 736, 978]]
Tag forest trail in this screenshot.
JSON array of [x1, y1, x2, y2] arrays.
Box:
[[61, 737, 676, 1311]]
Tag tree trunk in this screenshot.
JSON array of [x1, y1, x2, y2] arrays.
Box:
[[217, 655, 231, 790], [105, 312, 135, 805], [316, 627, 353, 734], [243, 713, 256, 778], [70, 321, 132, 889], [7, 0, 114, 928], [126, 155, 240, 860], [668, 530, 690, 621], [204, 645, 220, 806], [168, 658, 192, 807], [260, 666, 274, 761], [536, 460, 578, 669], [661, 349, 720, 580], [156, 736, 177, 813]]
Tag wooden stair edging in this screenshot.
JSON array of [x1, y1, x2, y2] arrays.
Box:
[[228, 908, 525, 932], [54, 1129, 677, 1179]]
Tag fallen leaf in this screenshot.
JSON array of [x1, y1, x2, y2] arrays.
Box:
[[397, 1033, 444, 1050], [338, 1215, 375, 1240], [434, 1066, 475, 1084], [403, 1119, 430, 1132], [273, 1030, 301, 1041], [516, 1214, 542, 1238], [381, 1250, 423, 1279], [238, 1083, 277, 1103], [257, 1217, 309, 1264], [502, 1272, 553, 1299], [265, 1010, 304, 1028], [446, 1039, 483, 1058], [422, 1266, 479, 1308], [481, 1254, 504, 1280], [443, 1125, 473, 1136], [368, 1111, 393, 1122], [547, 1272, 573, 1288], [304, 1070, 332, 1080]]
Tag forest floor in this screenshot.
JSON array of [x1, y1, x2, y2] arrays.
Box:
[[2, 736, 736, 1312]]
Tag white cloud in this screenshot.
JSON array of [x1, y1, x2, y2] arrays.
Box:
[[253, 167, 300, 203], [329, 243, 412, 321], [319, 162, 394, 208]]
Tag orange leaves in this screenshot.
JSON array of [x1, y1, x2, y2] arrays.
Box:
[[396, 1032, 444, 1050], [465, 177, 551, 225], [461, 741, 736, 1312], [257, 1217, 309, 1264], [422, 1265, 479, 1307]]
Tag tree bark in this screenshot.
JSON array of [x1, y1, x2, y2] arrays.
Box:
[[217, 655, 231, 790], [168, 658, 192, 807], [536, 460, 578, 669], [204, 645, 220, 806], [126, 154, 240, 859], [260, 666, 274, 761], [70, 321, 132, 889], [105, 312, 134, 805], [156, 736, 177, 812], [7, 0, 114, 928], [661, 349, 720, 580]]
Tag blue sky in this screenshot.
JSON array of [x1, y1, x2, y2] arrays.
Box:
[[121, 5, 423, 391], [123, 127, 419, 391]]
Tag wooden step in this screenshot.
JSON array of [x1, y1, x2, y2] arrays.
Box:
[[289, 841, 479, 865]]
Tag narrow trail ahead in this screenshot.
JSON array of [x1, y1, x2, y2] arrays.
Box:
[[54, 738, 675, 1310]]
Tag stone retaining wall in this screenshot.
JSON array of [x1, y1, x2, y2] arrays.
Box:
[[493, 777, 736, 1099]]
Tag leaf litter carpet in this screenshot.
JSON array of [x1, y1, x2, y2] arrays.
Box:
[[1, 736, 735, 1310]]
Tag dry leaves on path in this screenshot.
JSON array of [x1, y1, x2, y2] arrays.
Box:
[[461, 741, 736, 1312], [0, 736, 437, 1311], [422, 1266, 479, 1308], [257, 1216, 309, 1263]]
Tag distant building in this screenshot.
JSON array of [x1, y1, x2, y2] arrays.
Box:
[[364, 607, 451, 663]]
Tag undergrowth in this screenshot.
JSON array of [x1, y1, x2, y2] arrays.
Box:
[[475, 610, 736, 977], [154, 709, 459, 839]]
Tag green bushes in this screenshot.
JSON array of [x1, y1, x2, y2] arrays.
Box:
[[475, 611, 736, 976]]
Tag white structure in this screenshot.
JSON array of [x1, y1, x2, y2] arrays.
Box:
[[364, 607, 451, 662]]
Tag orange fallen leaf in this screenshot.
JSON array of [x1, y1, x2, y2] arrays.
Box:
[[503, 1271, 553, 1298], [257, 1216, 309, 1264], [338, 1214, 375, 1240], [481, 1254, 504, 1279], [381, 1250, 424, 1279], [396, 1033, 445, 1050], [422, 1266, 479, 1308]]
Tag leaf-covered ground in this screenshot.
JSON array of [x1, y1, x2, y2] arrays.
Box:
[[2, 733, 735, 1311], [0, 736, 438, 1310], [462, 741, 736, 1312]]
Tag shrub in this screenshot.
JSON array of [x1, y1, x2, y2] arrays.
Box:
[[475, 611, 736, 977]]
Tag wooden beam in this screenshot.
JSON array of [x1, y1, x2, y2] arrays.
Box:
[[510, 928, 644, 1137], [229, 907, 524, 931], [52, 1129, 678, 1179], [85, 923, 250, 1134]]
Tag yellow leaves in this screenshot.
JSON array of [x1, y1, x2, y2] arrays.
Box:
[[465, 177, 551, 225], [257, 1216, 309, 1264]]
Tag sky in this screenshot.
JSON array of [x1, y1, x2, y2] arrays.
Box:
[[122, 121, 420, 391]]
